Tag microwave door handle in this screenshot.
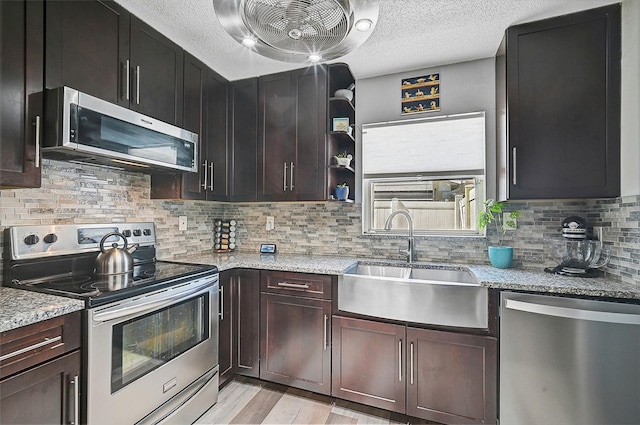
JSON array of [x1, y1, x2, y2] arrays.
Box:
[[93, 281, 212, 322]]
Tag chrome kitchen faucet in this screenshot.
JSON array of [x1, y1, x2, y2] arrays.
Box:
[[384, 210, 415, 264]]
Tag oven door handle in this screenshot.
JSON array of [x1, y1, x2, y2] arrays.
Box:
[[92, 280, 213, 323]]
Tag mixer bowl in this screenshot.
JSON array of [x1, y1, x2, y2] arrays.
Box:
[[548, 239, 610, 271]]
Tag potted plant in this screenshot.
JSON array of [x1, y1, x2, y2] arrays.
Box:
[[477, 199, 522, 268], [335, 183, 349, 201], [334, 152, 353, 167]]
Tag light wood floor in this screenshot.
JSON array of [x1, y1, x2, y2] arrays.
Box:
[[196, 377, 436, 425]]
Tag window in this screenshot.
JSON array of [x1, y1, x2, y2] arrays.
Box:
[[362, 112, 485, 236]]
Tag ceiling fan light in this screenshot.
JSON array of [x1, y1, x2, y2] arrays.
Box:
[[213, 0, 379, 63], [355, 18, 372, 32], [308, 54, 322, 62], [241, 37, 257, 47]]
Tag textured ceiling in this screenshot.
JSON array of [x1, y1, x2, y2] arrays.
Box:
[[114, 0, 620, 81]]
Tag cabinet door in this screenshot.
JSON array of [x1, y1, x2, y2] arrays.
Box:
[[229, 78, 258, 202], [500, 4, 620, 199], [0, 350, 80, 425], [0, 0, 43, 189], [205, 69, 229, 201], [218, 270, 235, 387], [236, 269, 260, 377], [258, 71, 295, 201], [291, 66, 327, 201], [45, 0, 129, 106], [260, 293, 331, 395], [129, 16, 183, 125], [332, 316, 406, 413], [169, 52, 208, 200], [407, 328, 497, 424]]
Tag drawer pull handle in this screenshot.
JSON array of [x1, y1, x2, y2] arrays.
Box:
[[276, 282, 309, 289], [0, 335, 62, 362]]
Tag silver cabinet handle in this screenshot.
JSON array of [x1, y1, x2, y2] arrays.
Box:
[[70, 375, 79, 425], [410, 341, 414, 385], [135, 65, 141, 105], [219, 285, 223, 320], [0, 335, 62, 362], [512, 147, 517, 186], [276, 282, 309, 289], [209, 161, 214, 191], [398, 340, 403, 382], [202, 160, 208, 189], [34, 115, 41, 168], [290, 162, 294, 191], [122, 60, 130, 100], [283, 162, 288, 191], [323, 314, 328, 351]]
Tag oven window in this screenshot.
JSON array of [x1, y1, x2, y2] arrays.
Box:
[[111, 294, 209, 393]]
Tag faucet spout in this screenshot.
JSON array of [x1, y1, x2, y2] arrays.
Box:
[[384, 210, 415, 264]]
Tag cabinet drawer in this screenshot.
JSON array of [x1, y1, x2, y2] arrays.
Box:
[[0, 311, 81, 379], [261, 271, 332, 299]]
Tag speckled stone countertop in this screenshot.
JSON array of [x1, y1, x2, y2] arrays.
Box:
[[166, 253, 640, 301], [0, 287, 84, 333], [164, 252, 360, 275]]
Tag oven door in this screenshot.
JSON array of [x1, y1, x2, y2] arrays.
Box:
[[86, 274, 219, 425]]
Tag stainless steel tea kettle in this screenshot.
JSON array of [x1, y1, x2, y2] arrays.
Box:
[[94, 232, 138, 275]]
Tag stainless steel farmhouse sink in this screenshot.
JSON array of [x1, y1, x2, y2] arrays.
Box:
[[339, 263, 488, 329]]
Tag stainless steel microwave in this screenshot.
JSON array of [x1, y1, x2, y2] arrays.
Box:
[[42, 87, 198, 173]]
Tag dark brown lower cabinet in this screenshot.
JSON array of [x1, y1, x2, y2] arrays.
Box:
[[260, 292, 331, 395], [236, 269, 260, 378], [406, 327, 497, 425], [218, 269, 260, 387], [331, 316, 406, 413], [0, 349, 80, 425], [332, 316, 497, 425]]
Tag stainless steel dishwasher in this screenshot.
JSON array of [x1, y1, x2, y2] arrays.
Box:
[[500, 291, 640, 425]]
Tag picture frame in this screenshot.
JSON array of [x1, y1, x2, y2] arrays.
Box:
[[333, 117, 350, 132], [401, 73, 440, 114]]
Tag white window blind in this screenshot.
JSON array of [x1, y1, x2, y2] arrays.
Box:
[[362, 112, 485, 175]]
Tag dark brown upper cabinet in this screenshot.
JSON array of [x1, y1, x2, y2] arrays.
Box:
[[45, 0, 184, 126], [496, 4, 621, 200], [258, 66, 328, 201], [0, 0, 44, 189], [151, 53, 228, 200], [229, 78, 259, 202]]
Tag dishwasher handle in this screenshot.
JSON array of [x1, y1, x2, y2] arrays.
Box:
[[504, 298, 640, 325]]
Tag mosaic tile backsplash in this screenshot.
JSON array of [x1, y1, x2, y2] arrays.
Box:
[[1, 160, 638, 286]]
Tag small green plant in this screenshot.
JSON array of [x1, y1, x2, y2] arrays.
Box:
[[477, 199, 521, 245], [336, 182, 349, 188], [335, 151, 351, 158]]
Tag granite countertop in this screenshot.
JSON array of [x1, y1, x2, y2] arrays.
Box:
[[0, 287, 84, 333], [166, 252, 640, 301]]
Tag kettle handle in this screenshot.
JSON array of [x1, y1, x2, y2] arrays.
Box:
[[99, 232, 128, 253]]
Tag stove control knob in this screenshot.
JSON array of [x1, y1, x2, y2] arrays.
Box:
[[143, 229, 151, 236], [133, 229, 142, 237], [122, 230, 132, 237], [24, 234, 40, 245], [43, 233, 58, 244]]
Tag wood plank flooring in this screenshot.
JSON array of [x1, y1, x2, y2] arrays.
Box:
[[196, 377, 436, 425]]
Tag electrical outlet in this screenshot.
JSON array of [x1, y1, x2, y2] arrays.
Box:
[[266, 216, 275, 231], [179, 216, 187, 231], [503, 212, 517, 231]]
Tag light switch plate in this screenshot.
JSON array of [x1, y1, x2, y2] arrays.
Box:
[[179, 216, 187, 231], [266, 216, 275, 231]]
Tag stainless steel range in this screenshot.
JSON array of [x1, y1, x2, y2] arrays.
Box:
[[4, 222, 219, 425]]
